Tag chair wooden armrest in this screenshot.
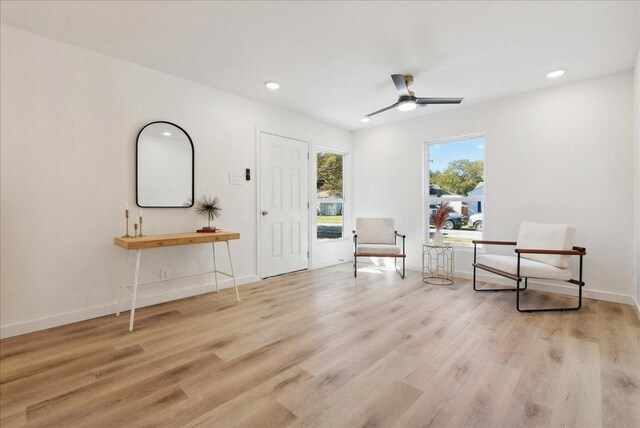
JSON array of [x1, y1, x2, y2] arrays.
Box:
[[472, 240, 517, 246], [514, 248, 586, 256]]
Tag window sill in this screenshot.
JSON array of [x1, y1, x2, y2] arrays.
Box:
[[317, 237, 349, 244], [451, 246, 485, 254]]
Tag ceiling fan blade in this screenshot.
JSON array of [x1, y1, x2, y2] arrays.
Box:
[[391, 74, 410, 97], [416, 97, 464, 105], [365, 101, 400, 117]]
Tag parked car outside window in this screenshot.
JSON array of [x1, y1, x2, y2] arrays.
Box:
[[429, 208, 465, 230], [468, 213, 483, 231]]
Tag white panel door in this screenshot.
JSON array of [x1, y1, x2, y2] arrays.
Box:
[[260, 132, 309, 278]]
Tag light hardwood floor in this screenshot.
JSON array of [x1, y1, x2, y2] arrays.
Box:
[[1, 264, 639, 427]]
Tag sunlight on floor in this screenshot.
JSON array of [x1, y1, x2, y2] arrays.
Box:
[[357, 265, 397, 275]]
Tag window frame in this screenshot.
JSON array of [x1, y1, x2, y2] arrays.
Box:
[[316, 148, 347, 242], [423, 133, 486, 250]]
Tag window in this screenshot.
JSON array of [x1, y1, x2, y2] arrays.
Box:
[[317, 151, 344, 240], [425, 135, 485, 247]]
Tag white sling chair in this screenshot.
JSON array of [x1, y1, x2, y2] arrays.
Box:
[[472, 221, 586, 312], [353, 218, 406, 278]]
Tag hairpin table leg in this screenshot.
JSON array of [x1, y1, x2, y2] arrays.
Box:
[[116, 250, 130, 316], [226, 241, 240, 302], [129, 249, 141, 332], [211, 242, 219, 293]]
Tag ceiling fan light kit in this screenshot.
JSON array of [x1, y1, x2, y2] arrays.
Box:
[[364, 74, 464, 120], [398, 100, 417, 112]]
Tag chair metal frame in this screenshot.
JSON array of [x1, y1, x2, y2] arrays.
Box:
[[353, 230, 406, 279], [472, 240, 586, 312]]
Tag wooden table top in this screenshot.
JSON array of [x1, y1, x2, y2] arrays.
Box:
[[114, 231, 240, 250]]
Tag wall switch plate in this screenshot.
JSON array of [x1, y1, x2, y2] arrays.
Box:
[[229, 173, 244, 185]]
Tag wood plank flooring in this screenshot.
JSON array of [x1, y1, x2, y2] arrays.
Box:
[[1, 263, 639, 427]]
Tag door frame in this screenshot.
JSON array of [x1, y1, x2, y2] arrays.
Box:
[[256, 128, 312, 279]]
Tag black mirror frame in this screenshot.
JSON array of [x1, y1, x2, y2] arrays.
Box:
[[136, 120, 195, 208]]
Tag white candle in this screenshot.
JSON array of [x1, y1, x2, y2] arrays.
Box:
[[139, 209, 143, 218], [126, 203, 129, 210]]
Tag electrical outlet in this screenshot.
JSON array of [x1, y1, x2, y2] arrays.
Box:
[[229, 173, 243, 185], [160, 269, 169, 280]]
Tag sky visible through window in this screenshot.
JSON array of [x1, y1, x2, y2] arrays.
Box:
[[429, 136, 484, 172]]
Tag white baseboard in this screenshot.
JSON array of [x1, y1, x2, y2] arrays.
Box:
[[3, 263, 636, 338], [456, 270, 636, 306], [312, 259, 348, 270], [356, 258, 635, 306], [0, 274, 260, 339]]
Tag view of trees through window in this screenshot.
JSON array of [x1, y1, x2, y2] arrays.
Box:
[[427, 136, 485, 247], [317, 151, 344, 240]]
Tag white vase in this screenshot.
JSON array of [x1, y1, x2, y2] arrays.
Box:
[[433, 230, 444, 246]]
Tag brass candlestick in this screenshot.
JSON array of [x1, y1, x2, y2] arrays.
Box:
[[122, 209, 132, 238], [134, 223, 139, 238], [139, 216, 144, 237]]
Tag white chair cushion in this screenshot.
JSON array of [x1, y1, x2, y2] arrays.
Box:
[[356, 218, 395, 244], [477, 254, 571, 281], [517, 221, 575, 269], [356, 244, 402, 255]]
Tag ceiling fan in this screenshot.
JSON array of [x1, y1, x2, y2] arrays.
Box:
[[364, 74, 464, 120]]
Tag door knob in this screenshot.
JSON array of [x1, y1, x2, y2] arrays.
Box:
[[261, 210, 269, 216]]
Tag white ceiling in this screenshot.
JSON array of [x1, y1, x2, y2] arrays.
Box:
[[1, 1, 638, 131]]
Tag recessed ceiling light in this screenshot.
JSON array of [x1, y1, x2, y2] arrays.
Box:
[[546, 69, 565, 79], [398, 100, 417, 112], [265, 81, 280, 90], [162, 131, 172, 136], [360, 117, 370, 123]]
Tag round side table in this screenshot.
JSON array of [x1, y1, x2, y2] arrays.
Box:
[[422, 243, 454, 285]]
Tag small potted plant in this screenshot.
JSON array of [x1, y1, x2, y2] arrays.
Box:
[[432, 201, 454, 246], [195, 195, 222, 233]]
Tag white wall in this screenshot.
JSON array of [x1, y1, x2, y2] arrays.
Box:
[[634, 47, 640, 312], [353, 72, 635, 304], [0, 25, 353, 338]]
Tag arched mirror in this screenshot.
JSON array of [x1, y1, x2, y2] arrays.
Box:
[[136, 121, 194, 207]]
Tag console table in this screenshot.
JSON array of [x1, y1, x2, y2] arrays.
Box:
[[114, 231, 240, 331]]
